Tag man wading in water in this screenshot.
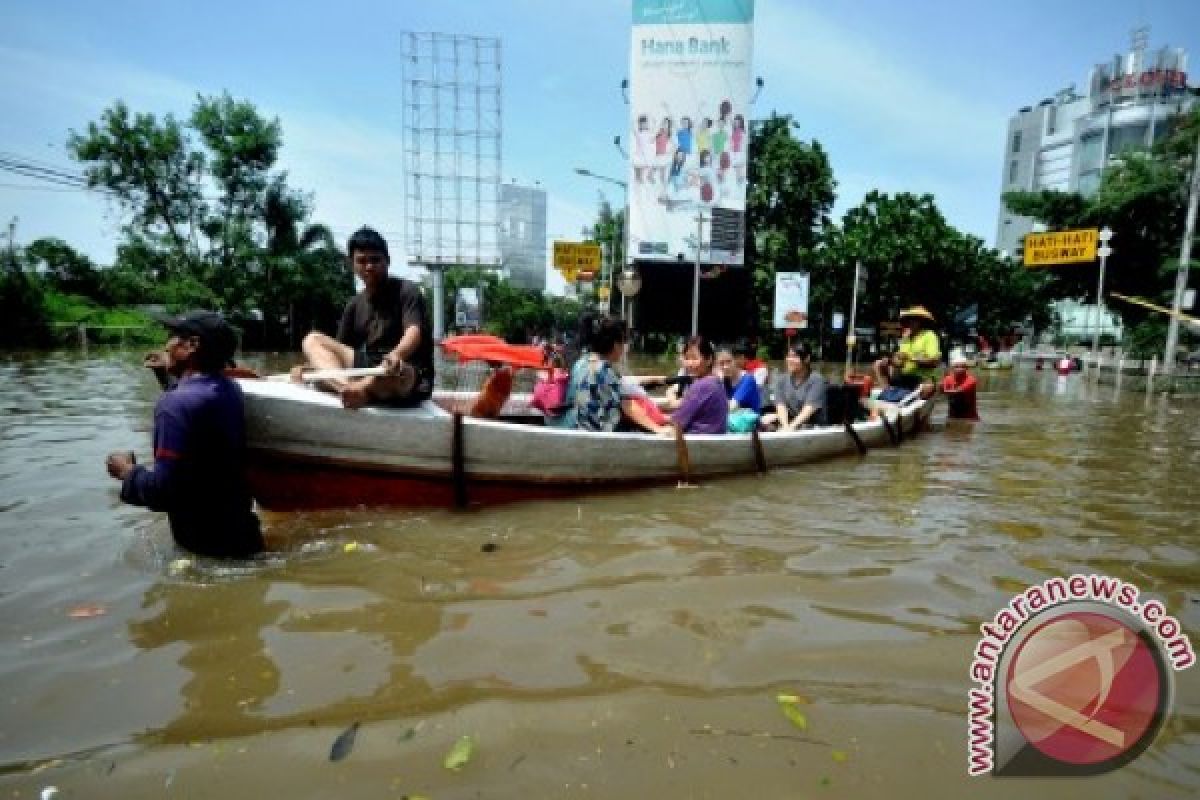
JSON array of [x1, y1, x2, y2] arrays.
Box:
[[294, 226, 435, 409], [106, 312, 263, 558]]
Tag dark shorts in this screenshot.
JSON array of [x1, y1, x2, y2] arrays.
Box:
[[353, 348, 433, 408]]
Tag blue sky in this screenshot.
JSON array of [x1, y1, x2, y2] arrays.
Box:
[[2, 0, 1198, 292]]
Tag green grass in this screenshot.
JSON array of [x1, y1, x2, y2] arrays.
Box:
[[43, 291, 161, 345]]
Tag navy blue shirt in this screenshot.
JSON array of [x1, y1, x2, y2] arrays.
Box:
[[121, 373, 262, 558]]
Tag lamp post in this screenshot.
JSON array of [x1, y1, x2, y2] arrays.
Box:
[[1163, 120, 1200, 373], [574, 168, 629, 315], [617, 266, 642, 328], [1091, 226, 1114, 368]]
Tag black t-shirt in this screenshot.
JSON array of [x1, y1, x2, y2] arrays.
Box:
[[337, 276, 435, 389]]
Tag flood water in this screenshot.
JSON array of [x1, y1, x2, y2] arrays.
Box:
[[1, 350, 1198, 799]]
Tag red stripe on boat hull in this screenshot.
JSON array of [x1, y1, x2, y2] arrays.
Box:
[[246, 458, 637, 511]]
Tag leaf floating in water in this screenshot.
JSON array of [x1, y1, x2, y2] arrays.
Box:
[[831, 749, 848, 762], [776, 694, 808, 731], [329, 721, 361, 762], [67, 604, 107, 619], [343, 542, 360, 553], [443, 735, 475, 771]]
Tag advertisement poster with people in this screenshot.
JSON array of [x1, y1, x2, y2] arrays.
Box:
[[628, 0, 755, 266]]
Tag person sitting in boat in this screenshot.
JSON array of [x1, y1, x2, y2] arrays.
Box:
[[105, 311, 263, 559], [571, 316, 662, 433], [941, 352, 980, 420], [873, 305, 941, 400], [735, 339, 769, 389], [718, 345, 762, 413], [761, 342, 827, 430], [653, 336, 728, 435], [295, 226, 434, 409]]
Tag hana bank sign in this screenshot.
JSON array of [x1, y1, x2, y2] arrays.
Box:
[[967, 574, 1194, 777]]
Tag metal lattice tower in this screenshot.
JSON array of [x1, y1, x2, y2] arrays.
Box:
[[401, 32, 502, 268]]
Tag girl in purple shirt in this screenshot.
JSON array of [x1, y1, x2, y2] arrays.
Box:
[[655, 336, 728, 435]]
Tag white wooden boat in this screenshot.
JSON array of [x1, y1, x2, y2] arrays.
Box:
[[238, 379, 935, 510]]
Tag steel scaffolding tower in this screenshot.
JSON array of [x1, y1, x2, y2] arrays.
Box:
[[400, 32, 502, 270]]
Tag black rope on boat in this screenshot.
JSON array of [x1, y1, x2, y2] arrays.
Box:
[[452, 412, 469, 509], [880, 413, 899, 445], [844, 422, 867, 456], [751, 427, 768, 473], [673, 425, 692, 485]]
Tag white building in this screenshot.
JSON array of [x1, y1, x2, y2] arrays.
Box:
[[996, 30, 1195, 256], [499, 183, 547, 291]]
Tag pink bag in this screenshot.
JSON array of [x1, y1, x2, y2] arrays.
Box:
[[532, 368, 568, 414]]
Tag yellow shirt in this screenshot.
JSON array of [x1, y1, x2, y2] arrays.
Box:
[[898, 330, 941, 381]]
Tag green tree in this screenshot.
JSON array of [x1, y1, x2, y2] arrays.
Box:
[[816, 191, 1049, 341], [66, 93, 349, 347], [25, 237, 104, 301], [744, 113, 836, 336]]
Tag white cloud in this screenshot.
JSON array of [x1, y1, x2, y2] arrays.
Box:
[[754, 1, 1009, 165]]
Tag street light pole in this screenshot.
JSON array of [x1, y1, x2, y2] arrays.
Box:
[[692, 213, 707, 337], [1163, 122, 1200, 373], [574, 167, 629, 317], [844, 260, 861, 378], [1091, 226, 1114, 368]]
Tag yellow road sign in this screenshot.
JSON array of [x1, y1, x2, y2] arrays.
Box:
[[553, 241, 602, 280], [1024, 228, 1098, 267]]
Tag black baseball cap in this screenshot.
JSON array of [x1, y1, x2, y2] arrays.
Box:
[[154, 310, 238, 365]]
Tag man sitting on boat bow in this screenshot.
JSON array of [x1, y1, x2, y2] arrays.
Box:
[[294, 226, 435, 409]]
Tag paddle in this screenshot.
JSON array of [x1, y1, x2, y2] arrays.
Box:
[[266, 366, 387, 383]]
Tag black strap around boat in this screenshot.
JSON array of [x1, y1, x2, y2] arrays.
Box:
[[844, 421, 867, 455], [880, 413, 899, 444], [452, 412, 469, 508], [751, 427, 768, 473], [673, 425, 692, 485]]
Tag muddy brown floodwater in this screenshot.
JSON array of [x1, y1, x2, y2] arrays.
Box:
[[1, 350, 1197, 799]]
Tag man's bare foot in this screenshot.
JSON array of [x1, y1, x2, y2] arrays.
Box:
[[340, 384, 371, 409], [290, 366, 307, 385]]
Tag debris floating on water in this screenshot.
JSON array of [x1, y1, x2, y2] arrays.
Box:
[[329, 721, 361, 762], [67, 604, 106, 619], [167, 558, 193, 576], [443, 735, 475, 771]]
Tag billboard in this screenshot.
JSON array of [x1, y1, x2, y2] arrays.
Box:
[[628, 0, 755, 266], [773, 272, 809, 329]]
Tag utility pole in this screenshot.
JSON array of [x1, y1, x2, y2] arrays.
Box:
[[4, 217, 17, 272], [692, 213, 706, 337], [1163, 122, 1200, 373]]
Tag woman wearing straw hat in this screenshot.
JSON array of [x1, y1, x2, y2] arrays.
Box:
[[873, 305, 941, 399]]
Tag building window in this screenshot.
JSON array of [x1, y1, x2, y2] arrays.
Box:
[[1012, 131, 1022, 153], [1009, 160, 1019, 184], [1046, 106, 1057, 136]]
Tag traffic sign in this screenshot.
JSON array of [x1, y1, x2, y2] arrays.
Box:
[[1024, 228, 1099, 267], [553, 241, 602, 278]]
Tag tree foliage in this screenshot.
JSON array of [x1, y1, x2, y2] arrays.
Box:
[[744, 113, 836, 334], [65, 93, 350, 347], [441, 266, 582, 342]]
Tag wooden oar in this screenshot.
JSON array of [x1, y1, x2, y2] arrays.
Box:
[[266, 367, 388, 383]]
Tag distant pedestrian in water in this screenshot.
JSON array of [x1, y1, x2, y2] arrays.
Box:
[[106, 311, 263, 558], [941, 353, 980, 420]]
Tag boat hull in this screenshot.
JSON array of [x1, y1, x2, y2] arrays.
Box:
[[239, 380, 933, 510]]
